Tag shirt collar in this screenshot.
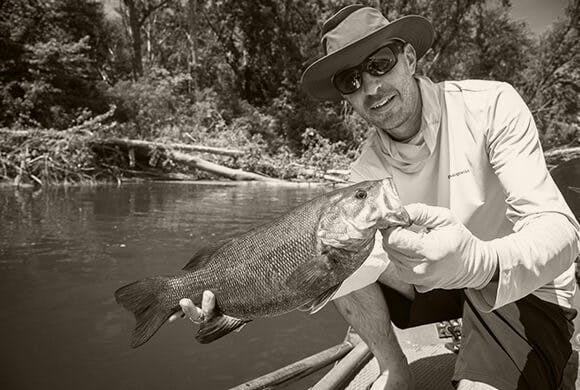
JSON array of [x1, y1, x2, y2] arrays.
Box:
[[416, 75, 441, 153]]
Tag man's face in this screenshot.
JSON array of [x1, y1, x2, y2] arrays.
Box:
[[340, 43, 420, 139]]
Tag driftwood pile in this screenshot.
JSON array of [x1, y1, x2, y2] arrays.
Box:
[[90, 138, 274, 181], [0, 101, 350, 186], [89, 137, 349, 183]]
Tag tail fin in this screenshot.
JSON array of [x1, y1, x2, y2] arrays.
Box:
[[114, 277, 178, 348]]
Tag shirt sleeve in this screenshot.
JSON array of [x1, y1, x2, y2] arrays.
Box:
[[330, 232, 390, 300], [466, 83, 580, 312]]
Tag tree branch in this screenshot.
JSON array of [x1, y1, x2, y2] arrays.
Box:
[[139, 0, 173, 26]]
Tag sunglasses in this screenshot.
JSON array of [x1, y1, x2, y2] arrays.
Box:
[[332, 41, 405, 95]]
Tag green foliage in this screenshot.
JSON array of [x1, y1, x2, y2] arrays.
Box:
[[298, 128, 355, 171], [107, 67, 195, 137], [519, 1, 579, 149], [0, 0, 110, 128], [1, 0, 578, 184]]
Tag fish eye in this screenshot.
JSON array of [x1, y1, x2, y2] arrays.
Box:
[[355, 189, 367, 199]]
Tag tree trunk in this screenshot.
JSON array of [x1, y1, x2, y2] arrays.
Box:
[[170, 151, 282, 182], [124, 0, 144, 78], [95, 138, 246, 157], [187, 0, 199, 92]]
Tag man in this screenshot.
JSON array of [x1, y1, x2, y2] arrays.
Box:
[[173, 5, 579, 389]]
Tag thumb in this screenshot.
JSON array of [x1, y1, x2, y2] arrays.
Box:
[[405, 203, 455, 229]]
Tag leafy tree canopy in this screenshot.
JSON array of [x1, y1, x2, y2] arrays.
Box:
[[1, 0, 577, 152]]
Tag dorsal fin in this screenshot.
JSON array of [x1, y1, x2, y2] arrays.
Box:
[[182, 244, 221, 270]]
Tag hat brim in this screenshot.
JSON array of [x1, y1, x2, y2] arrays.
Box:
[[301, 15, 434, 101]]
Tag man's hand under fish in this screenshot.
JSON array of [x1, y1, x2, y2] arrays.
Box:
[[168, 291, 217, 324]]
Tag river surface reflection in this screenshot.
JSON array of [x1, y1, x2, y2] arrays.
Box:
[[0, 182, 349, 390]]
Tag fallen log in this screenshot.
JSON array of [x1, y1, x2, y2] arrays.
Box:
[[287, 163, 349, 181], [544, 146, 580, 158], [170, 151, 282, 182], [294, 167, 348, 183], [327, 169, 350, 176], [90, 138, 281, 182], [100, 138, 245, 157], [544, 146, 580, 168], [121, 169, 198, 181]]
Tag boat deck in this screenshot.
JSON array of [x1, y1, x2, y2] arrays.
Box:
[[233, 290, 580, 389], [344, 303, 580, 390], [345, 324, 456, 390]]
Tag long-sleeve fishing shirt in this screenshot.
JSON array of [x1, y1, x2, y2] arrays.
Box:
[[333, 76, 579, 312]]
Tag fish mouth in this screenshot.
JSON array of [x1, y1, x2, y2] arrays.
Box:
[[375, 206, 411, 230], [377, 178, 412, 229], [387, 206, 411, 227]]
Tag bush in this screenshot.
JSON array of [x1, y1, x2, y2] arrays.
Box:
[[1, 37, 108, 129]]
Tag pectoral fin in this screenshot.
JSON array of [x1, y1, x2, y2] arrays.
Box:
[[287, 254, 336, 292], [195, 314, 250, 344], [298, 285, 340, 314]]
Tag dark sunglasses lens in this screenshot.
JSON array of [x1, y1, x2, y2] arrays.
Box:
[[366, 47, 397, 75], [334, 68, 361, 95], [333, 44, 400, 95]]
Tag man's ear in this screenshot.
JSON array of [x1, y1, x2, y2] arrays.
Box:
[[403, 43, 417, 74]]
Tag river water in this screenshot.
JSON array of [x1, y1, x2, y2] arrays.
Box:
[[0, 182, 349, 390]]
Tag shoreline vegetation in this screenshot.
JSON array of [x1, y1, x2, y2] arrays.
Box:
[[0, 106, 355, 188], [1, 1, 578, 188], [2, 110, 579, 188]]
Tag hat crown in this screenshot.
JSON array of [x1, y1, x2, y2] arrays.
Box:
[[322, 7, 392, 55], [301, 5, 434, 100]]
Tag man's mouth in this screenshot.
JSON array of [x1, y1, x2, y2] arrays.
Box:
[[369, 94, 396, 110]]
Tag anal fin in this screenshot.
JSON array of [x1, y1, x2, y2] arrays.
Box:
[[195, 314, 250, 344]]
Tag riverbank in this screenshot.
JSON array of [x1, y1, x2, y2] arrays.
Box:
[[0, 122, 353, 187], [2, 122, 579, 188]]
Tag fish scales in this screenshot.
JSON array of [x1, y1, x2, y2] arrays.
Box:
[[115, 179, 411, 347], [172, 197, 327, 318]]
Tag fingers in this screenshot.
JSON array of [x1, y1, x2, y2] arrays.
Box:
[[180, 298, 204, 323], [405, 203, 455, 228], [201, 290, 216, 320], [167, 291, 217, 324], [385, 246, 423, 269], [383, 226, 424, 256]]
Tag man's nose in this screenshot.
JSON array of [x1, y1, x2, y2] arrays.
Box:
[[361, 72, 382, 95]]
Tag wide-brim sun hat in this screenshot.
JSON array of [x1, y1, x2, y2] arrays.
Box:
[[301, 4, 435, 101]]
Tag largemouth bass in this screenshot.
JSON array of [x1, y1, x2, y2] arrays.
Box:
[[115, 178, 410, 348]]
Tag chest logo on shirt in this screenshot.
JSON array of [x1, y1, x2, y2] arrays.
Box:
[[448, 169, 470, 179]]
